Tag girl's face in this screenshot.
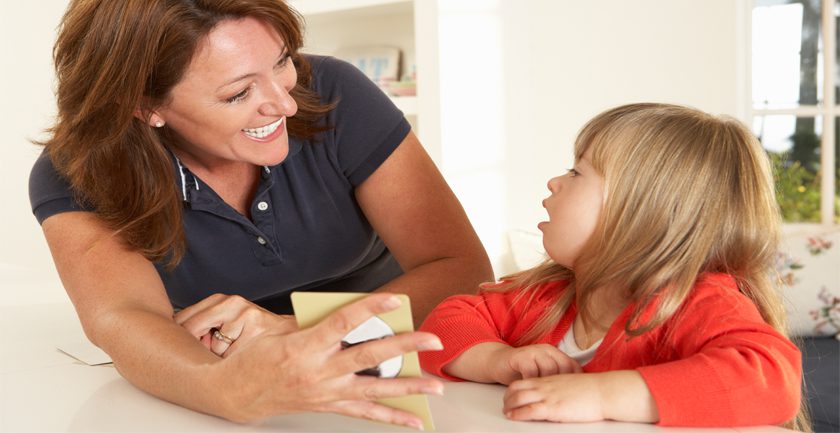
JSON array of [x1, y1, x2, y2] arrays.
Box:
[[156, 17, 299, 170], [538, 153, 605, 268]]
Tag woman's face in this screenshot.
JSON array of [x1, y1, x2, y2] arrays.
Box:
[[538, 152, 605, 268], [156, 17, 298, 169]]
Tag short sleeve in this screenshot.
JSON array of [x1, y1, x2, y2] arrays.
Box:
[[309, 56, 411, 186], [29, 150, 90, 224]]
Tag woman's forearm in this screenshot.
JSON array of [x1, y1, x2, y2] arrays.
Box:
[[87, 306, 233, 419], [376, 255, 494, 326]]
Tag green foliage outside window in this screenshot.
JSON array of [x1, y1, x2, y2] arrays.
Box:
[[770, 151, 820, 222], [769, 151, 840, 223]]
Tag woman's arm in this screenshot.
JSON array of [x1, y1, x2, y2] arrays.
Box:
[[42, 211, 444, 427], [355, 131, 494, 324], [43, 212, 227, 414]]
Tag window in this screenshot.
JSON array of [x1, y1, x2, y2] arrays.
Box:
[[751, 0, 839, 224]]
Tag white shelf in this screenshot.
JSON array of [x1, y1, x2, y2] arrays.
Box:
[[291, 0, 442, 163]]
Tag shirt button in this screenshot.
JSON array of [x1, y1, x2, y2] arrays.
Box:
[[257, 236, 267, 245], [257, 201, 269, 211]]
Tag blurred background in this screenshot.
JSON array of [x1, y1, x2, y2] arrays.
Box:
[[1, 0, 838, 305]]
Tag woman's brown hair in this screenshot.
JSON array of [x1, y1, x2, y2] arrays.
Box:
[[41, 0, 332, 268]]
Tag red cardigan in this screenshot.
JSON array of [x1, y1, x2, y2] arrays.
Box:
[[419, 273, 802, 427]]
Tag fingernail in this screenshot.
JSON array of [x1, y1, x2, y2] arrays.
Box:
[[382, 295, 401, 310], [409, 419, 424, 430], [417, 338, 443, 351]]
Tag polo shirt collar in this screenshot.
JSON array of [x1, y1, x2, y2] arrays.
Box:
[[171, 152, 200, 203], [167, 137, 302, 203]]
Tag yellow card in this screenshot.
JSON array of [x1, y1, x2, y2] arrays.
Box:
[[291, 292, 435, 431]]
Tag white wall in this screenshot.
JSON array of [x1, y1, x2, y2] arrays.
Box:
[[0, 1, 68, 304], [432, 0, 746, 275], [1, 0, 747, 303]]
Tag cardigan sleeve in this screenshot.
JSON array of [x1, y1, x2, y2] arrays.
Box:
[[418, 282, 563, 380], [636, 280, 802, 427]]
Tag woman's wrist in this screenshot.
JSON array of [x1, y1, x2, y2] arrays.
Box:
[[197, 357, 258, 423]]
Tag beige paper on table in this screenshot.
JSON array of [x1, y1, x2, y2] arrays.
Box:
[[291, 292, 435, 431], [57, 337, 113, 366]]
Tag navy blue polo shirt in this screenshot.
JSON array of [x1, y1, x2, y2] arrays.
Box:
[[29, 55, 409, 314]]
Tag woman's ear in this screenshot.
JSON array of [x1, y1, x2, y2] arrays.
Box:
[[134, 107, 165, 128]]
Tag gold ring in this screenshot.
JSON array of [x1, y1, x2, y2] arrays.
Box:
[[212, 328, 235, 345]]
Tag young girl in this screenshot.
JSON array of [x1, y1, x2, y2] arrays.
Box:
[[419, 103, 807, 429]]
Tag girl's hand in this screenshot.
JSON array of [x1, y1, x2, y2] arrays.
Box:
[[213, 293, 444, 429], [503, 373, 604, 422], [175, 294, 298, 357], [490, 344, 582, 384], [503, 371, 659, 424]]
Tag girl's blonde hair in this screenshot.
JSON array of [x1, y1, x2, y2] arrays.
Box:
[[494, 103, 808, 430]]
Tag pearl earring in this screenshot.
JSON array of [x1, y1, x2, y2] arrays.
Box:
[[154, 121, 164, 128]]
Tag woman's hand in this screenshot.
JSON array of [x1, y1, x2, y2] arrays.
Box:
[[175, 294, 298, 357], [489, 344, 582, 385], [211, 293, 444, 429], [503, 371, 658, 424]]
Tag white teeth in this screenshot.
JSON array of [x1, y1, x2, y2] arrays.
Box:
[[242, 117, 284, 139]]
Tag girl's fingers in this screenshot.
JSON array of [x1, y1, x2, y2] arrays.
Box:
[[549, 351, 582, 374], [503, 388, 543, 412], [505, 402, 548, 421], [325, 400, 425, 430], [535, 356, 559, 377], [513, 359, 539, 380], [507, 378, 536, 392]]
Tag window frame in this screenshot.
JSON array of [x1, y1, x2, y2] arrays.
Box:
[[746, 0, 838, 227]]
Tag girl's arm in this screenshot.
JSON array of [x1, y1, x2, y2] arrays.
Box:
[[418, 281, 567, 379], [355, 132, 494, 326], [445, 342, 581, 384], [43, 212, 444, 428], [503, 282, 802, 427], [634, 284, 802, 427], [503, 370, 658, 423]]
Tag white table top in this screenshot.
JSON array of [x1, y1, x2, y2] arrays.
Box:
[[0, 302, 793, 433]]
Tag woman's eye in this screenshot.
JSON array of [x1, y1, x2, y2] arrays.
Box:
[[567, 168, 578, 177], [275, 55, 290, 69], [225, 88, 249, 104]]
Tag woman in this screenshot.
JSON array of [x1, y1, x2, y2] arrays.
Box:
[[28, 0, 492, 427]]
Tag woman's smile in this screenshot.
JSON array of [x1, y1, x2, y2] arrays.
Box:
[[242, 117, 286, 141]]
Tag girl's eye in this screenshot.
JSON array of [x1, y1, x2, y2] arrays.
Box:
[[225, 87, 250, 104], [567, 168, 578, 177]]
